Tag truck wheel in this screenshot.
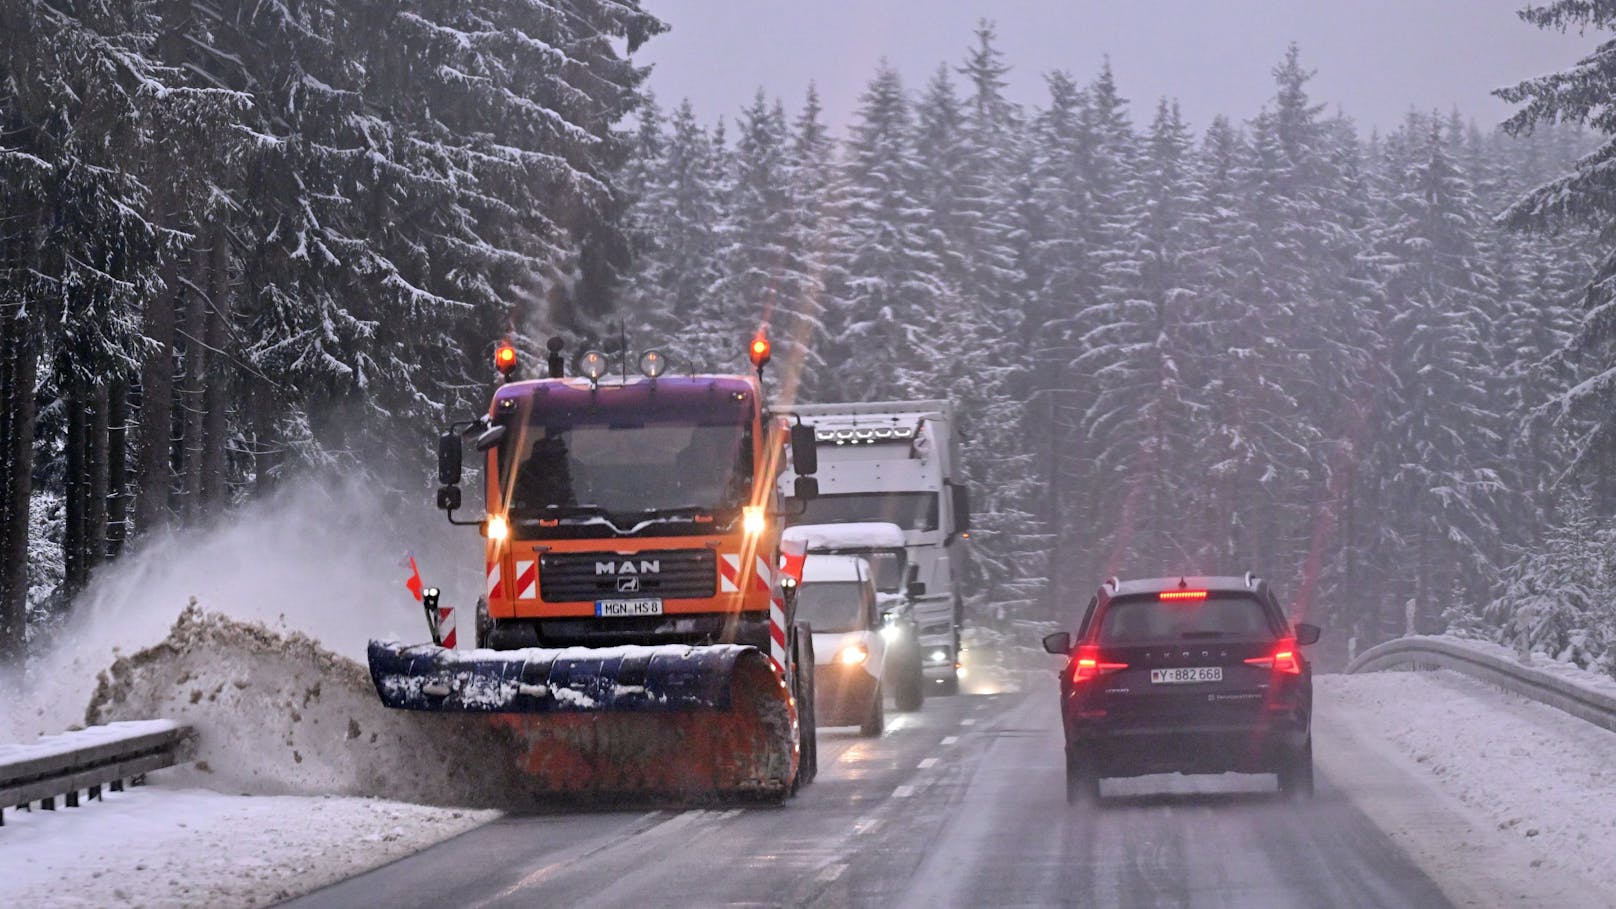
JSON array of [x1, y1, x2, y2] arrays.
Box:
[[792, 624, 818, 787], [894, 653, 925, 712], [474, 597, 492, 649], [859, 683, 885, 737]]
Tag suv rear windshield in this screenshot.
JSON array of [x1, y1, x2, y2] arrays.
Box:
[[1097, 593, 1277, 644]]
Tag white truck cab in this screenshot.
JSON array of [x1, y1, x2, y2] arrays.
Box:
[[780, 400, 971, 694]]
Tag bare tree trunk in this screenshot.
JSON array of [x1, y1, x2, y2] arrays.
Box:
[[201, 222, 231, 508], [180, 232, 209, 517], [64, 382, 88, 597], [136, 225, 179, 536], [106, 377, 129, 559], [87, 382, 109, 569], [1, 311, 38, 663]]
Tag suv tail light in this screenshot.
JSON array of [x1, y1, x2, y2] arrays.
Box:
[[1245, 639, 1301, 675], [1071, 645, 1128, 683]]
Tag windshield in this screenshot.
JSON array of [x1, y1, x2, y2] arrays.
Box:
[[503, 419, 752, 532], [1098, 594, 1277, 644], [808, 549, 905, 592], [793, 493, 938, 532], [795, 581, 870, 633]]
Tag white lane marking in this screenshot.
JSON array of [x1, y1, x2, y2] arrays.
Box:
[[918, 758, 939, 769], [853, 816, 881, 836], [817, 863, 848, 882], [941, 736, 959, 746], [960, 718, 976, 726], [893, 784, 916, 798]]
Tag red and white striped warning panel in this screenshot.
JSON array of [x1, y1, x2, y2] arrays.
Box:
[[514, 559, 537, 599], [719, 554, 742, 593], [486, 560, 503, 600], [759, 555, 787, 668], [438, 606, 457, 649]]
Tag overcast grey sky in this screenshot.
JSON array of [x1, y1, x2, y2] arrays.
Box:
[[633, 1, 1595, 135]]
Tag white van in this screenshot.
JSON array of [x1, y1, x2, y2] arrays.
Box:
[[796, 554, 887, 736]]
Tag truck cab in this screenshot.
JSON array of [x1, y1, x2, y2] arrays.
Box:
[[778, 400, 971, 694]]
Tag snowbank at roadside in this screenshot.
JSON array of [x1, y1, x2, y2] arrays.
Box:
[[84, 605, 534, 806], [2, 781, 495, 909], [1319, 670, 1616, 900]]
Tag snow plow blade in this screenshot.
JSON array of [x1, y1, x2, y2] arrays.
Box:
[[366, 641, 800, 797]]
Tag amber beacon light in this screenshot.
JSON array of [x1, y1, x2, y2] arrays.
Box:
[[748, 334, 771, 370], [494, 341, 518, 377]]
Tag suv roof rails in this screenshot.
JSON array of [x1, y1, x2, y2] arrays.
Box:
[[1245, 570, 1259, 589], [1104, 576, 1120, 592]]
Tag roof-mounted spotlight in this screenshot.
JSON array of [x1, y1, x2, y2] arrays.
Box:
[[576, 350, 610, 384], [639, 349, 668, 379]]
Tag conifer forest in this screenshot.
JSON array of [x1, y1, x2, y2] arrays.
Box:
[[4, 1, 1616, 676]]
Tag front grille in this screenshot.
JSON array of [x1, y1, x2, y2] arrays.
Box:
[[539, 549, 717, 602]]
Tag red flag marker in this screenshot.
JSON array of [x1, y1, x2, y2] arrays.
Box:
[[780, 537, 808, 585], [405, 554, 424, 603]]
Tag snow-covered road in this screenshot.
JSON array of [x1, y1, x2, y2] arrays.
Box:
[[5, 657, 1615, 908]]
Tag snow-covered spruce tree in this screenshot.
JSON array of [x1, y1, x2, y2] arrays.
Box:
[[0, 0, 245, 646], [827, 61, 949, 402], [1481, 495, 1616, 674], [1496, 1, 1616, 513], [781, 84, 841, 401], [620, 99, 725, 367], [1370, 115, 1505, 631], [1061, 62, 1143, 584], [708, 93, 825, 390]]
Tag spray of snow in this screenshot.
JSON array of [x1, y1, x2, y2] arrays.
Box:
[[0, 474, 480, 741]]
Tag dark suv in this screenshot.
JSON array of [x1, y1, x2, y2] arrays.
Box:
[[1042, 574, 1321, 803]]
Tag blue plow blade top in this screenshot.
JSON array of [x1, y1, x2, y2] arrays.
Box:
[[366, 640, 754, 713]]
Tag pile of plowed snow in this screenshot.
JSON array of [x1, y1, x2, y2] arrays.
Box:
[[85, 604, 532, 807]]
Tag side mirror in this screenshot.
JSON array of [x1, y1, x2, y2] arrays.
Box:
[[474, 424, 507, 452], [436, 484, 462, 512], [1294, 623, 1322, 646], [792, 475, 819, 501], [790, 423, 818, 475], [1042, 632, 1072, 655], [907, 581, 927, 598], [950, 482, 971, 533], [438, 432, 462, 485]]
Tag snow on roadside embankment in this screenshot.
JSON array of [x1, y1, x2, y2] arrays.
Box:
[[0, 478, 509, 908], [1318, 669, 1616, 904]]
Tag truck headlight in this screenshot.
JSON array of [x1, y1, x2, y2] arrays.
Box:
[[742, 505, 766, 536], [838, 643, 869, 666], [928, 649, 948, 663], [880, 624, 902, 643]]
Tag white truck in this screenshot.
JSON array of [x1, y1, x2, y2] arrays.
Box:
[[780, 400, 971, 694]]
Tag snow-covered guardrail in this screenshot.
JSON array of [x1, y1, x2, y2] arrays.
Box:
[[1347, 635, 1616, 736], [0, 720, 192, 826]]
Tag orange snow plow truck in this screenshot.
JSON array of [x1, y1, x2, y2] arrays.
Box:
[[367, 335, 823, 800]]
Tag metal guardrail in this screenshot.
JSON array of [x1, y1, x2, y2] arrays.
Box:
[[1347, 636, 1616, 736], [0, 720, 192, 826]]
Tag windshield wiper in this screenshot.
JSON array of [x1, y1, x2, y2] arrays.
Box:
[[516, 504, 610, 522]]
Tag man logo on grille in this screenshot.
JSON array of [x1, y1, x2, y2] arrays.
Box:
[[617, 576, 641, 593]]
